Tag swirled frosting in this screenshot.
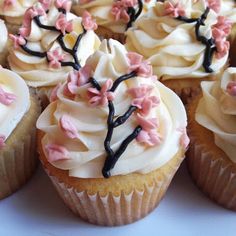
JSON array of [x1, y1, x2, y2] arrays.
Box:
[[8, 0, 100, 89], [125, 0, 231, 80], [0, 0, 36, 25], [0, 19, 8, 54], [196, 67, 236, 163], [72, 0, 156, 34], [0, 67, 30, 148], [37, 39, 188, 178]]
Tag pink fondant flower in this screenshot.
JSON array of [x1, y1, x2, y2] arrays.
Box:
[[87, 79, 115, 106], [111, 0, 137, 23], [127, 85, 153, 98], [215, 40, 229, 59], [39, 0, 52, 10], [177, 127, 189, 149], [55, 0, 72, 12], [82, 11, 97, 31], [45, 144, 69, 162], [163, 1, 185, 17], [207, 0, 221, 13], [55, 13, 73, 35], [0, 135, 6, 149], [127, 52, 153, 77], [49, 83, 62, 102], [136, 114, 161, 146], [9, 34, 26, 49], [27, 5, 46, 19], [47, 47, 65, 69], [64, 65, 91, 96], [213, 16, 232, 37], [18, 26, 31, 38], [0, 86, 16, 105], [132, 96, 160, 117], [3, 0, 16, 10], [59, 115, 79, 139], [226, 81, 236, 96]]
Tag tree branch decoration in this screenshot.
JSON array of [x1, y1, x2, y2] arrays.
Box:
[[87, 52, 161, 178], [9, 0, 98, 71], [163, 1, 232, 73], [111, 0, 143, 30]]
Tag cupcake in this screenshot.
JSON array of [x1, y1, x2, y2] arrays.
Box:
[[0, 19, 9, 67], [37, 39, 189, 226], [0, 67, 40, 199], [0, 0, 36, 33], [8, 0, 101, 107], [125, 0, 231, 103], [72, 0, 156, 42], [187, 67, 236, 210]]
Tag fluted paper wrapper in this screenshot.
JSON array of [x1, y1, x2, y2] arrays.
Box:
[[187, 137, 236, 211], [187, 99, 236, 211], [0, 95, 41, 199], [41, 150, 184, 226]]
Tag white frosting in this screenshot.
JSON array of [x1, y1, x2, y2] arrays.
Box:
[[0, 68, 30, 141], [8, 2, 101, 89], [0, 19, 8, 53], [0, 0, 36, 24], [196, 67, 236, 163], [72, 0, 156, 34], [125, 0, 229, 80], [37, 39, 188, 178]]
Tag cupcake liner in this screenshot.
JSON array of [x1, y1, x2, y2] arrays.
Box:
[[39, 141, 185, 226], [187, 98, 236, 211], [0, 95, 41, 199], [187, 136, 236, 211]]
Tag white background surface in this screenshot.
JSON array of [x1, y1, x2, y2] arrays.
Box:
[[0, 161, 235, 236]]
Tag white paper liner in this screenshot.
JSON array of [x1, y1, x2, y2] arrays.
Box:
[[187, 136, 236, 211]]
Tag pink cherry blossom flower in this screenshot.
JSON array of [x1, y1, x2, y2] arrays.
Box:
[[226, 81, 236, 96], [39, 0, 52, 10], [59, 115, 79, 139], [9, 34, 26, 49], [127, 85, 153, 98], [177, 127, 190, 149], [45, 144, 69, 162], [55, 13, 73, 35], [27, 5, 46, 19], [3, 0, 16, 10], [163, 1, 185, 17], [0, 135, 5, 149], [55, 0, 72, 12], [87, 79, 115, 106], [132, 96, 160, 116], [213, 16, 232, 37], [207, 0, 221, 13], [111, 1, 130, 22], [47, 47, 66, 69], [18, 26, 31, 38], [127, 52, 153, 77], [0, 86, 16, 106], [82, 11, 97, 31], [136, 114, 161, 146], [49, 83, 62, 102], [215, 40, 229, 59], [64, 65, 91, 96]]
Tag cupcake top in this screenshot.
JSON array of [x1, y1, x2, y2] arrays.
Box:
[[125, 0, 232, 80], [0, 0, 36, 25], [72, 0, 156, 34], [0, 67, 30, 149], [8, 0, 101, 89], [196, 67, 236, 162], [0, 19, 8, 54], [37, 39, 189, 178]]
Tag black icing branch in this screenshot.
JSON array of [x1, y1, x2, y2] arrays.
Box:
[[126, 0, 143, 29], [177, 7, 216, 73], [89, 72, 142, 178], [20, 10, 86, 71]]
